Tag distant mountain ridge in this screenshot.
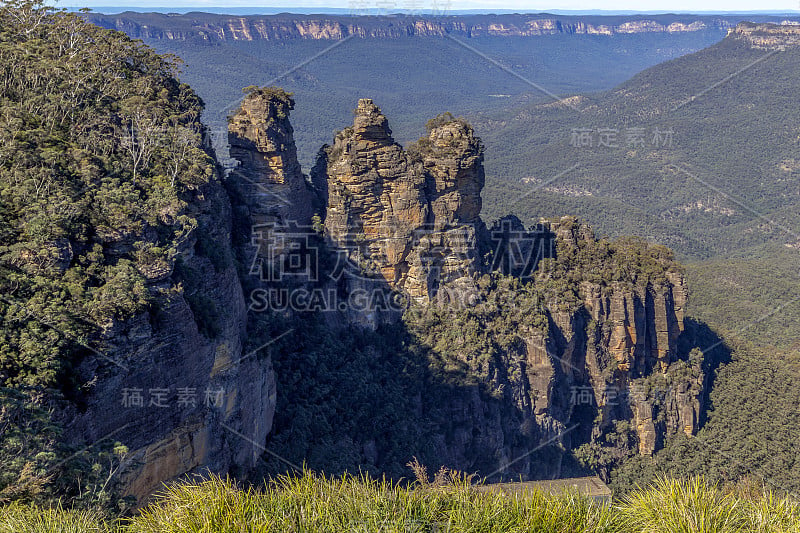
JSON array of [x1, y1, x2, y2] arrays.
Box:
[[81, 12, 800, 42]]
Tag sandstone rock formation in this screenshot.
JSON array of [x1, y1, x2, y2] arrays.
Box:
[[580, 267, 696, 455], [550, 219, 697, 456], [426, 215, 703, 472], [63, 162, 276, 503], [227, 87, 320, 300], [419, 116, 484, 228], [317, 98, 428, 292], [228, 87, 317, 228], [313, 101, 484, 306]]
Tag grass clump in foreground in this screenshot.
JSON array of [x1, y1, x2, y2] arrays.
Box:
[[1, 471, 799, 533]]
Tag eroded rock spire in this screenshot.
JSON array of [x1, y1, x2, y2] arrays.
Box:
[[313, 100, 485, 304], [228, 87, 316, 227]]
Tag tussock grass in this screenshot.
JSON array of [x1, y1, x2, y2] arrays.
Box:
[[618, 476, 746, 533], [128, 471, 617, 533], [617, 476, 800, 533], [0, 502, 111, 532], [2, 473, 799, 533]]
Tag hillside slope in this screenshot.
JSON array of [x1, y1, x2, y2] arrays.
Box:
[[480, 23, 800, 259], [473, 23, 800, 494]]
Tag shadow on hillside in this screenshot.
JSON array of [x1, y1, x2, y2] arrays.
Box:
[[230, 216, 578, 485], [233, 217, 733, 487], [678, 317, 732, 428]]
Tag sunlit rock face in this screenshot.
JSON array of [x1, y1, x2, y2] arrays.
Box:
[[315, 100, 485, 306], [228, 87, 317, 229]]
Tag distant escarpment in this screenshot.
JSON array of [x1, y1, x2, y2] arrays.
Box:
[[733, 21, 800, 49], [230, 91, 709, 482], [80, 12, 755, 43]]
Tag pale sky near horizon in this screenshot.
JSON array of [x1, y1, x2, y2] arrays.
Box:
[[59, 0, 800, 14]]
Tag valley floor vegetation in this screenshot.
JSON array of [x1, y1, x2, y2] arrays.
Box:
[[1, 470, 799, 533]]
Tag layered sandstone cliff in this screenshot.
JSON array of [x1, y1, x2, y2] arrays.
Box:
[[441, 215, 703, 469], [83, 12, 743, 42], [733, 21, 800, 49], [63, 155, 275, 503]]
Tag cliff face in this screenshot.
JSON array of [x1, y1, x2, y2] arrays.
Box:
[[579, 264, 698, 455], [63, 164, 276, 503], [0, 4, 279, 504], [82, 13, 744, 42], [733, 22, 800, 49], [423, 216, 702, 476]]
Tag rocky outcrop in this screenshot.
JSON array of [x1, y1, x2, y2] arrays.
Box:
[[367, 216, 704, 480], [733, 22, 800, 49], [227, 87, 321, 315], [580, 273, 695, 455], [82, 12, 757, 42], [420, 117, 484, 229], [318, 99, 427, 292], [408, 214, 700, 471], [313, 100, 484, 306], [407, 116, 487, 306], [228, 87, 317, 228], [527, 218, 699, 458]]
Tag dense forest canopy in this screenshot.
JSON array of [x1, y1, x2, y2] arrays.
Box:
[[0, 0, 216, 388]]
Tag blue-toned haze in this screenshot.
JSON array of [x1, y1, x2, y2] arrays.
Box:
[[58, 0, 800, 14]]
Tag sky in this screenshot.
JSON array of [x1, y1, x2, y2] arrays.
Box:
[[56, 0, 800, 14]]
